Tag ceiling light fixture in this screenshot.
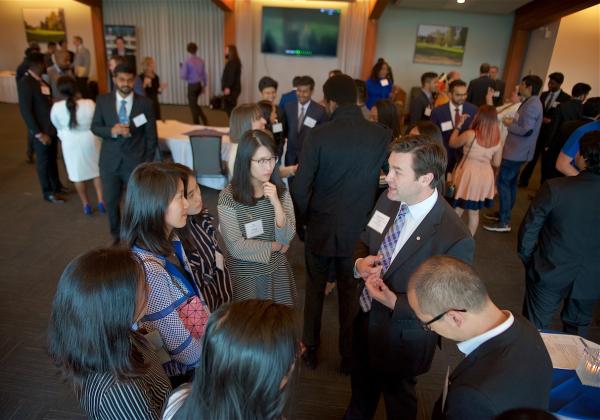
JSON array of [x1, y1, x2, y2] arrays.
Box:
[[457, 0, 466, 4]]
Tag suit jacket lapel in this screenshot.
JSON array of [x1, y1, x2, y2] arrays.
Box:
[[384, 196, 444, 279], [130, 94, 142, 125]]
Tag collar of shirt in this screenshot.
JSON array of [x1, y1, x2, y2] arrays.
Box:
[[422, 88, 432, 102], [449, 102, 463, 116], [389, 189, 438, 263], [298, 100, 310, 117], [457, 310, 514, 356], [115, 92, 134, 118]]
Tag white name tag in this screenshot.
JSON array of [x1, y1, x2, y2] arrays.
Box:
[[493, 90, 501, 98], [133, 113, 148, 127], [215, 251, 224, 271], [41, 85, 50, 96], [441, 121, 453, 132], [244, 219, 264, 239], [380, 79, 389, 87], [424, 107, 432, 117], [304, 116, 316, 128], [272, 122, 283, 133], [551, 102, 558, 108], [367, 210, 391, 234]]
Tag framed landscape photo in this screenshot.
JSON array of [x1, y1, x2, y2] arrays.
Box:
[[23, 8, 66, 43], [414, 24, 468, 66]]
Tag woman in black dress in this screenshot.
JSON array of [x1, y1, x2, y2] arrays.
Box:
[[138, 56, 164, 121], [221, 45, 242, 116]]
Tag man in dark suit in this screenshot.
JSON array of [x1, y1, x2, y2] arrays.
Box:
[[344, 136, 474, 420], [409, 72, 437, 125], [489, 65, 505, 106], [540, 83, 592, 182], [519, 133, 600, 337], [91, 64, 157, 244], [407, 256, 552, 419], [17, 52, 64, 204], [519, 72, 570, 187], [16, 45, 41, 164], [430, 79, 477, 173], [292, 75, 392, 374], [283, 75, 327, 166], [467, 63, 496, 107], [111, 36, 137, 74]]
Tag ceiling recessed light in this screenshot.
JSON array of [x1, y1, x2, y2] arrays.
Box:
[[457, 0, 466, 3]]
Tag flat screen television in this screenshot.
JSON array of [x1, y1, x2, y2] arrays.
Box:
[[261, 7, 341, 57]]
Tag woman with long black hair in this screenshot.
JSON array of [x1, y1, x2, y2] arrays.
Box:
[[48, 248, 172, 419], [50, 76, 104, 214]]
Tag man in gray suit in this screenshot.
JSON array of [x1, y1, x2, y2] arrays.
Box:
[[73, 36, 91, 97], [484, 75, 543, 232], [46, 50, 73, 100], [91, 64, 157, 245]]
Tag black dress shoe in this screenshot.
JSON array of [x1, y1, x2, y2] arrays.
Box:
[[302, 346, 318, 370], [56, 186, 70, 194], [44, 194, 65, 204]]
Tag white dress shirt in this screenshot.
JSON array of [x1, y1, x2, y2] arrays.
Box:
[[457, 310, 514, 356], [389, 189, 438, 263], [115, 92, 134, 119]]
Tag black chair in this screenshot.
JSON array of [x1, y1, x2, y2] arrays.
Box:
[[189, 132, 228, 189]]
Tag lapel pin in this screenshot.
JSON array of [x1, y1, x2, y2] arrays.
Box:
[[416, 236, 421, 241]]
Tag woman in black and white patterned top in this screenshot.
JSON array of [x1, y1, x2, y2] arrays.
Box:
[[218, 129, 297, 306], [48, 248, 171, 420], [168, 163, 233, 312]]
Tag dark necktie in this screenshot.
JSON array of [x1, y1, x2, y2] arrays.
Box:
[[454, 107, 461, 128]]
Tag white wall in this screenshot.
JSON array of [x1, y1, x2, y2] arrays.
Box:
[[546, 5, 600, 97], [376, 7, 514, 105], [0, 0, 95, 79]]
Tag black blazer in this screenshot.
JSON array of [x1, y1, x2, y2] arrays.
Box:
[[433, 315, 552, 420], [91, 92, 157, 173], [283, 100, 327, 165], [492, 79, 505, 106], [292, 105, 392, 257], [409, 90, 432, 125], [221, 58, 241, 97], [545, 98, 583, 148], [355, 193, 474, 376], [518, 171, 600, 299], [17, 72, 56, 137], [467, 75, 495, 107]]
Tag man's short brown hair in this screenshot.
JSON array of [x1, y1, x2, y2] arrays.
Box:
[[389, 135, 447, 188]]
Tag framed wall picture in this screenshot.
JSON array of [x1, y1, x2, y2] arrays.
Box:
[[414, 24, 468, 66], [23, 8, 66, 43]]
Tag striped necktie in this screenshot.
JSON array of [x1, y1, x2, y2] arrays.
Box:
[[359, 203, 409, 312], [119, 99, 128, 125]]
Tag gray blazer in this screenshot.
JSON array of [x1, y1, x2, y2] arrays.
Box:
[[73, 46, 91, 78], [502, 95, 543, 162], [46, 65, 73, 100]]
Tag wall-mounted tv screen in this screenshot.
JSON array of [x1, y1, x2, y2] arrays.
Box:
[[261, 7, 341, 57]]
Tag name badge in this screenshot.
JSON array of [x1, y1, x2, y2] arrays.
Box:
[[380, 79, 389, 87], [424, 106, 432, 117], [272, 122, 283, 133], [551, 102, 558, 108], [493, 90, 501, 98], [367, 210, 391, 234], [41, 85, 50, 96], [215, 251, 224, 271], [304, 116, 316, 128], [440, 121, 453, 132], [244, 219, 264, 239], [133, 113, 148, 127]]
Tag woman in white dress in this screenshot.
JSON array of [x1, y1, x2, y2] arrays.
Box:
[[51, 76, 103, 215]]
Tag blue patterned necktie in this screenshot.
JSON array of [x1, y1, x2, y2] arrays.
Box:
[[118, 99, 128, 125], [359, 203, 409, 312]]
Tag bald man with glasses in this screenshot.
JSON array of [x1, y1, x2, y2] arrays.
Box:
[[401, 256, 552, 419]]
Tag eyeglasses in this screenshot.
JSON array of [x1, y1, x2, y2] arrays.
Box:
[[251, 156, 279, 167], [421, 308, 466, 331]]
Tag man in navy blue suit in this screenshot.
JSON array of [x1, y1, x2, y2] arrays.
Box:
[[283, 75, 327, 166], [278, 75, 301, 111], [430, 79, 477, 174]]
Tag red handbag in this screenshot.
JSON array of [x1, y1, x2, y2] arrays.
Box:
[[176, 295, 210, 340]]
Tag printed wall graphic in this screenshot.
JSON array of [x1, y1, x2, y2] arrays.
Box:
[[23, 8, 66, 43], [414, 24, 468, 66]]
